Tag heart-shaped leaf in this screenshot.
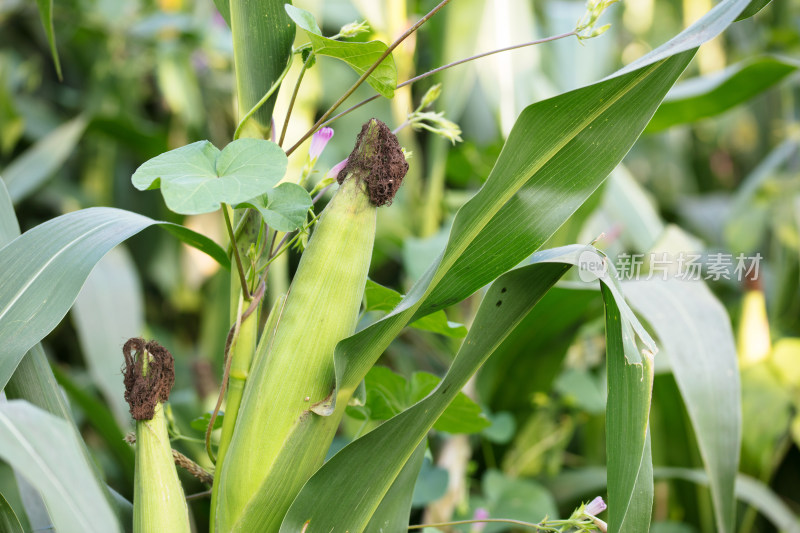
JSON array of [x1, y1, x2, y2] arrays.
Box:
[[236, 182, 312, 232], [132, 138, 288, 215], [285, 5, 397, 98]]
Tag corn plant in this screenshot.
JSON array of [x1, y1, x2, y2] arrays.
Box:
[[0, 0, 791, 532]]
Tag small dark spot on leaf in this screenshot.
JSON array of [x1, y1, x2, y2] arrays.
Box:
[[500, 287, 507, 293], [496, 300, 502, 307]]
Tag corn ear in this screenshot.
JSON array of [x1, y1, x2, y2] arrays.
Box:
[[214, 119, 408, 532], [123, 339, 190, 533]]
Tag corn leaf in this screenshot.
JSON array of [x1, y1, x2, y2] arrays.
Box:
[[278, 1, 753, 530], [285, 5, 397, 98], [364, 440, 426, 533], [625, 279, 741, 533], [132, 138, 288, 215], [0, 401, 121, 533], [654, 468, 800, 532], [0, 492, 23, 533], [34, 0, 62, 79], [72, 247, 143, 427], [646, 56, 798, 133], [1, 115, 87, 203], [0, 206, 228, 391], [231, 0, 294, 137], [280, 245, 656, 532]]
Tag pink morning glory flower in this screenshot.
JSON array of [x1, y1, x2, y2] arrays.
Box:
[[309, 127, 334, 160], [585, 496, 607, 516]]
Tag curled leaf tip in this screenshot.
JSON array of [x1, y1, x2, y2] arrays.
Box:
[[337, 118, 408, 207], [123, 338, 175, 420]]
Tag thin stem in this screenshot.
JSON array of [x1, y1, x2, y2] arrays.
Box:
[[186, 490, 212, 502], [408, 518, 556, 531], [279, 52, 315, 147], [222, 204, 251, 301], [234, 57, 294, 140], [312, 182, 334, 203], [285, 0, 454, 156], [319, 31, 578, 130]]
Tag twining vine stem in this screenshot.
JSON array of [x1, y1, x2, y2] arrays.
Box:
[[222, 204, 251, 301], [408, 518, 559, 531], [285, 0, 454, 157], [319, 31, 578, 131], [279, 52, 315, 147], [234, 57, 294, 141]]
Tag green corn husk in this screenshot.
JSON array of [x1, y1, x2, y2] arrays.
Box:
[[214, 119, 407, 532], [123, 339, 190, 533]]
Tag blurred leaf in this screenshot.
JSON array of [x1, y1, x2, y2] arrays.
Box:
[[286, 5, 397, 98], [0, 207, 228, 391], [772, 338, 800, 386], [411, 456, 448, 506], [646, 56, 798, 133], [626, 279, 741, 533], [365, 440, 426, 532], [0, 492, 23, 533], [479, 470, 558, 533], [0, 84, 23, 156], [34, 0, 61, 79], [281, 245, 656, 532], [554, 368, 606, 415], [654, 468, 800, 533], [1, 115, 87, 203], [0, 401, 121, 533], [478, 286, 601, 412], [725, 139, 798, 253], [605, 165, 665, 252], [51, 365, 135, 483], [410, 373, 490, 433], [365, 280, 467, 338], [236, 182, 312, 232], [739, 363, 792, 477], [191, 411, 225, 432], [347, 366, 489, 434], [481, 411, 516, 444], [72, 247, 143, 427], [132, 139, 288, 215]]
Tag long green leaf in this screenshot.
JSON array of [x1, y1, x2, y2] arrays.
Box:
[[276, 1, 753, 530], [0, 183, 133, 532], [230, 0, 294, 138], [646, 56, 798, 133], [1, 115, 87, 203], [0, 491, 23, 533], [653, 468, 800, 533], [280, 245, 655, 532], [364, 440, 426, 532], [51, 366, 136, 483], [625, 279, 741, 533], [602, 284, 654, 532], [0, 207, 228, 390], [34, 0, 62, 79], [0, 401, 121, 533], [72, 247, 143, 427]]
